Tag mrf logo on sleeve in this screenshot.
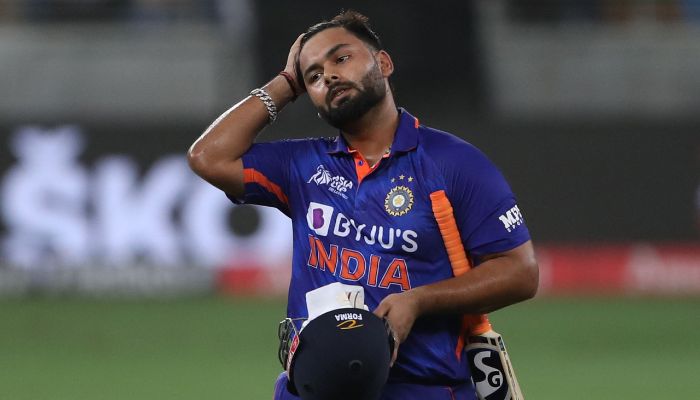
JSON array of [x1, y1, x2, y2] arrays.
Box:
[[498, 205, 524, 233]]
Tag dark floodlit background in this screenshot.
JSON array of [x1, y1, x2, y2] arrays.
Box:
[[1, 1, 699, 399]]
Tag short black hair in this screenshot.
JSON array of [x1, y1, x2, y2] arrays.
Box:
[[295, 10, 384, 88], [301, 9, 383, 52]]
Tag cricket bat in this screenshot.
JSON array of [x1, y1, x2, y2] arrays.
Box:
[[430, 190, 524, 400]]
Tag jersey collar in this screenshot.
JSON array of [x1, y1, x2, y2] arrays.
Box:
[[327, 108, 419, 155]]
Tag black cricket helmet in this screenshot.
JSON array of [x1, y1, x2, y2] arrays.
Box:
[[284, 308, 394, 400]]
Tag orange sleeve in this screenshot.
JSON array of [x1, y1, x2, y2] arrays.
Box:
[[243, 168, 289, 206]]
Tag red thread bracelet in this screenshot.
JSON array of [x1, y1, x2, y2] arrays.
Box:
[[279, 71, 299, 101]]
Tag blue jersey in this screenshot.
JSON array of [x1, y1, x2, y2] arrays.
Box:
[[231, 109, 530, 385]]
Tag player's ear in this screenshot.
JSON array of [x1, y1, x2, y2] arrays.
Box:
[[376, 50, 394, 78]]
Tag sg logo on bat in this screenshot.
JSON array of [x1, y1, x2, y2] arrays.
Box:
[[467, 348, 510, 400]]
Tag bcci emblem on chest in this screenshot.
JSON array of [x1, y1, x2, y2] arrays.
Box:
[[384, 186, 414, 216]]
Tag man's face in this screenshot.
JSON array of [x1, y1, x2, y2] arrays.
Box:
[[298, 27, 388, 130]]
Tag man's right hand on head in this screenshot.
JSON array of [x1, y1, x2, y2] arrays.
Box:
[[284, 33, 306, 96]]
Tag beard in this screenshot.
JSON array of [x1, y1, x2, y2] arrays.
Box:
[[317, 62, 387, 130]]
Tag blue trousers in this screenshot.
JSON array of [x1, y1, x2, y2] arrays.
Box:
[[273, 372, 477, 400]]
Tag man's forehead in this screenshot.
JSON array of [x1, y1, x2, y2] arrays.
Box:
[[299, 28, 365, 65]]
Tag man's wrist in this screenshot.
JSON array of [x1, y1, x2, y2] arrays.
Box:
[[258, 75, 297, 116], [279, 71, 300, 101], [250, 88, 277, 123], [405, 286, 428, 318]]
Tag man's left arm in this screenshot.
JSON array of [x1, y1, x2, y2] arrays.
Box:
[[374, 240, 538, 345], [374, 141, 538, 356]]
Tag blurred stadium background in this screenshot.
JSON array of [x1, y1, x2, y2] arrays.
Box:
[[1, 0, 699, 399]]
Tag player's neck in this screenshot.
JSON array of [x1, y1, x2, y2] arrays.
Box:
[[341, 97, 399, 165]]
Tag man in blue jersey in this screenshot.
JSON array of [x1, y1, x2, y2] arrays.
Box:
[[188, 10, 538, 400]]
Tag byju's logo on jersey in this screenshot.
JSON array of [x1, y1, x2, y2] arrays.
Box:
[[307, 164, 353, 199], [306, 201, 419, 253], [498, 205, 524, 233], [306, 202, 334, 236]]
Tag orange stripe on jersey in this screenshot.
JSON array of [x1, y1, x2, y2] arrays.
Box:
[[430, 190, 473, 275], [414, 117, 420, 128], [243, 168, 289, 205], [429, 190, 492, 360]]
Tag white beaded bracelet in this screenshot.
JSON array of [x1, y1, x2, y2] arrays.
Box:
[[250, 88, 278, 123]]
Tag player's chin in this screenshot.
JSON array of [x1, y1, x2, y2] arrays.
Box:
[[328, 93, 354, 109]]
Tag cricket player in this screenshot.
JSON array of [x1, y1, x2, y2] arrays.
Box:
[[188, 10, 539, 400]]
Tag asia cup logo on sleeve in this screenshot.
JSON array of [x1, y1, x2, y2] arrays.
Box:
[[307, 164, 353, 199], [307, 164, 333, 185], [306, 202, 334, 236]]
